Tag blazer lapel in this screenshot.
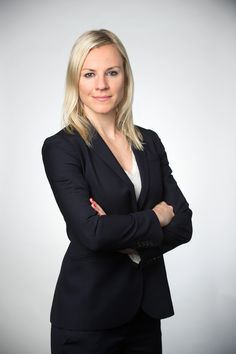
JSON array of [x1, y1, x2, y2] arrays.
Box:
[[133, 147, 150, 210], [90, 127, 149, 211]]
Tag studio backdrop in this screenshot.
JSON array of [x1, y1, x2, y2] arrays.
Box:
[[1, 0, 236, 353]]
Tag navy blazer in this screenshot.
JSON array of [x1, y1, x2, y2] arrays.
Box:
[[42, 124, 192, 330]]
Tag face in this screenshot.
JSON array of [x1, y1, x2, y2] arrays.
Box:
[[79, 44, 125, 120]]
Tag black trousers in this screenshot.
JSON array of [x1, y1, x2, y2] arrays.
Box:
[[51, 307, 162, 354]]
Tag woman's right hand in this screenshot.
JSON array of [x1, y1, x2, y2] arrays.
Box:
[[152, 201, 175, 227]]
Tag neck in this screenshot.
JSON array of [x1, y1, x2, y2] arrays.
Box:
[[86, 112, 118, 140]]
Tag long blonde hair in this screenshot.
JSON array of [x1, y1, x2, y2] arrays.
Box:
[[62, 29, 144, 150]]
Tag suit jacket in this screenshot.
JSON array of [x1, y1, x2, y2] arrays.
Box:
[[42, 124, 192, 330]]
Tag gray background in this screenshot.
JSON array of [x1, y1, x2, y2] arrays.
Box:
[[1, 0, 236, 353]]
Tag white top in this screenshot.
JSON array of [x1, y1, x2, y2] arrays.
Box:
[[124, 150, 142, 264], [124, 150, 142, 201]]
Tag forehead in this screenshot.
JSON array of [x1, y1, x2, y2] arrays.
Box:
[[82, 44, 123, 68]]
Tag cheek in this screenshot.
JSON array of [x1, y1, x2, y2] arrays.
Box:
[[116, 79, 125, 99], [79, 81, 91, 103]]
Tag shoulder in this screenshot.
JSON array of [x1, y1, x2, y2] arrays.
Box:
[[42, 127, 85, 154], [134, 125, 169, 163], [135, 124, 160, 139], [42, 127, 84, 145], [134, 124, 163, 150], [41, 128, 88, 171]]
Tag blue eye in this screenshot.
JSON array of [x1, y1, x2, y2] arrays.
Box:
[[106, 70, 118, 76], [84, 72, 94, 78]]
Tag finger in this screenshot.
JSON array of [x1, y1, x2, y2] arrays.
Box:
[[91, 203, 99, 213], [93, 202, 102, 213], [90, 198, 100, 209], [89, 198, 106, 215], [97, 207, 106, 215], [91, 203, 98, 210], [93, 202, 105, 215], [92, 203, 106, 216], [89, 198, 99, 210]]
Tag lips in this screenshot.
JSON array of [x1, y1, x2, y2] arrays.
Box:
[[93, 96, 111, 102]]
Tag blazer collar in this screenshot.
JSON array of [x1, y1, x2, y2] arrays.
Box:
[[90, 126, 149, 211]]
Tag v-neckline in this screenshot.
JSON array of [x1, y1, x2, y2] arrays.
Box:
[[86, 124, 150, 210], [93, 128, 134, 175], [124, 150, 135, 175]]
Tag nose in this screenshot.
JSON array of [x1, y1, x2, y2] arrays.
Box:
[[95, 74, 109, 91]]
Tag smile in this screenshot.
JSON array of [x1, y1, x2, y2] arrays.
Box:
[[92, 96, 112, 102]]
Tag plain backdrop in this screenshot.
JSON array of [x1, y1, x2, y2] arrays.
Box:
[[1, 0, 236, 353]]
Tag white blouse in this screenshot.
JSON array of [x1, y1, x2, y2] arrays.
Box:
[[124, 150, 142, 264]]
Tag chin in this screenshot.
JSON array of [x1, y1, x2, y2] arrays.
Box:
[[93, 107, 116, 115], [96, 111, 114, 115]]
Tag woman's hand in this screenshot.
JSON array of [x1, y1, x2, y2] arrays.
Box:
[[89, 198, 106, 216], [89, 198, 135, 255], [152, 201, 175, 227]]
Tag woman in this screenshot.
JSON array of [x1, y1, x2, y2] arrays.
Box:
[[42, 29, 192, 354]]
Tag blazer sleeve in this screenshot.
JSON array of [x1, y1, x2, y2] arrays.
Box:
[[42, 134, 164, 252], [139, 130, 193, 266]]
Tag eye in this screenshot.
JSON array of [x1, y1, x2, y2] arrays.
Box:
[[106, 70, 119, 76], [84, 72, 95, 78]]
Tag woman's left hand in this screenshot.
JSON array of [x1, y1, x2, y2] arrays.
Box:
[[89, 198, 135, 255]]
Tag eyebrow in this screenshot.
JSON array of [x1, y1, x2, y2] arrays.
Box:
[[81, 66, 121, 71]]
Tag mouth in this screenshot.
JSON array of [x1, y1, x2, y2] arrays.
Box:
[[92, 96, 112, 102]]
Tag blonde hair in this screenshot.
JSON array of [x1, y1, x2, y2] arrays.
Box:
[[62, 29, 144, 150]]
